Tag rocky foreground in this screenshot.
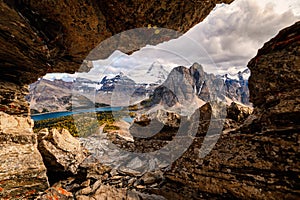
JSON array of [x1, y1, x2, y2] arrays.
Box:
[[38, 22, 300, 199], [35, 128, 167, 200], [33, 100, 253, 200]]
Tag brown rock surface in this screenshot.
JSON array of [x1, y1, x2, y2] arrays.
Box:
[[38, 128, 87, 178], [247, 21, 300, 133], [227, 102, 253, 124], [0, 111, 49, 199], [76, 185, 166, 200], [0, 81, 30, 115]]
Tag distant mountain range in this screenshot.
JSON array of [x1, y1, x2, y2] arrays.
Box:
[[148, 63, 250, 113], [26, 79, 95, 113], [27, 62, 250, 113], [219, 68, 250, 105]]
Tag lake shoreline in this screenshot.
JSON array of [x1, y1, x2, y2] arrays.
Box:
[[31, 107, 124, 121], [31, 110, 71, 117]]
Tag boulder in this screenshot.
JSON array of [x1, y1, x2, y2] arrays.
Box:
[[139, 171, 164, 185], [154, 110, 181, 128], [38, 128, 87, 179], [130, 109, 180, 140], [227, 102, 253, 123]]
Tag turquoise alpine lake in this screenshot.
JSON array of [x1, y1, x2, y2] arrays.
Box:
[[31, 107, 124, 121]]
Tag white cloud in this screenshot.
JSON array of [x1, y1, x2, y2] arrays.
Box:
[[180, 0, 299, 72]]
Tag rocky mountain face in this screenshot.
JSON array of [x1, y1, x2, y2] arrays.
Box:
[[128, 61, 170, 84], [146, 62, 169, 84], [27, 78, 97, 113], [27, 79, 73, 113], [100, 74, 136, 92], [151, 63, 205, 107], [150, 63, 250, 110], [28, 64, 250, 114], [27, 61, 171, 113], [220, 68, 250, 105], [27, 74, 161, 113], [76, 61, 170, 93]]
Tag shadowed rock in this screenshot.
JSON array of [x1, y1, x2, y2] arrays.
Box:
[[247, 21, 300, 133], [0, 0, 234, 85], [38, 128, 87, 183]]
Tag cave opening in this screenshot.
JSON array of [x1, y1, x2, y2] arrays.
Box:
[[1, 0, 299, 199]]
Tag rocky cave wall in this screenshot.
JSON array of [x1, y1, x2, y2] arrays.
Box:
[[1, 0, 234, 84], [247, 22, 300, 133], [0, 0, 234, 198]]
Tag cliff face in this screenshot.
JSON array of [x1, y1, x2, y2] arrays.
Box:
[[0, 0, 234, 198], [150, 63, 249, 109], [151, 63, 210, 106], [247, 21, 300, 133]]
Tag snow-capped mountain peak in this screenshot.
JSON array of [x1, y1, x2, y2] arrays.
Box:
[[142, 61, 170, 84], [123, 61, 170, 84], [218, 67, 251, 81], [147, 61, 167, 73]]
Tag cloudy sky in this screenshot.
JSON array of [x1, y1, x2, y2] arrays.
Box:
[[45, 0, 300, 82]]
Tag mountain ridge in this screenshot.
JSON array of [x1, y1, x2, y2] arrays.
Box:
[[28, 63, 251, 113]]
